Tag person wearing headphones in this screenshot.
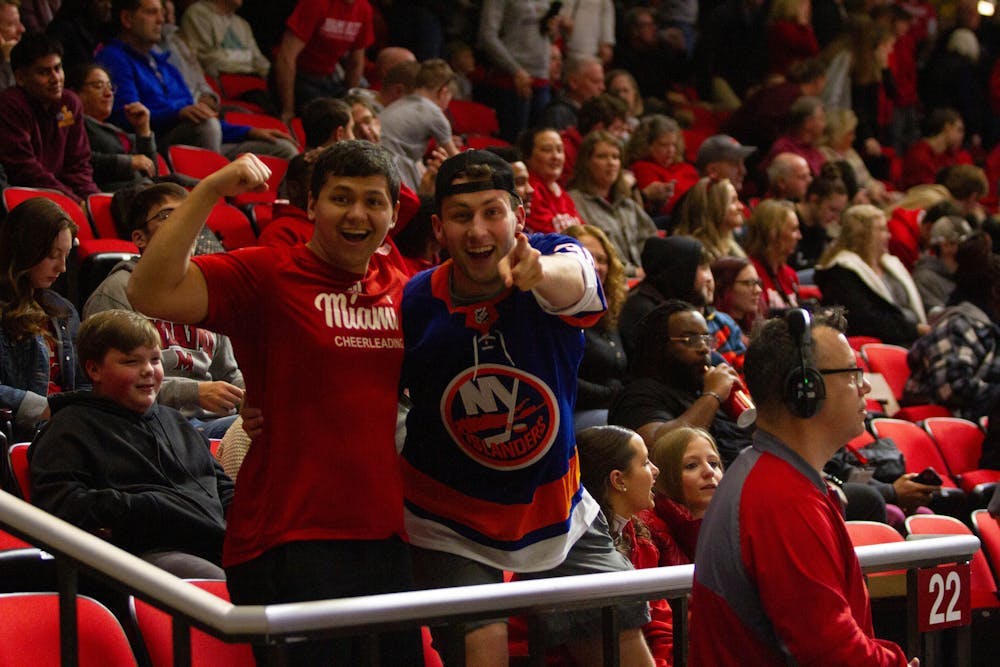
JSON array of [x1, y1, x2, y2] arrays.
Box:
[[689, 309, 916, 666]]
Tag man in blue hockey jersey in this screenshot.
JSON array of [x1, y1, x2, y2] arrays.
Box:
[[400, 150, 654, 667]]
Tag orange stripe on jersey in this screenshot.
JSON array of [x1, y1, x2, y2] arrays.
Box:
[[402, 453, 582, 541]]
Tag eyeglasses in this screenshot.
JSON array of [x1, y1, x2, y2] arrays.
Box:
[[669, 333, 717, 350], [734, 279, 764, 288], [818, 366, 865, 387], [84, 81, 117, 94], [143, 207, 175, 226]]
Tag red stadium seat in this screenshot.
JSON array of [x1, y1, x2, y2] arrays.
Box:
[[6, 443, 30, 502], [130, 579, 254, 667], [231, 154, 289, 207], [206, 202, 257, 250], [870, 418, 962, 493], [224, 111, 294, 136], [168, 145, 230, 181], [3, 186, 95, 238], [905, 514, 1000, 609], [0, 593, 138, 666], [156, 153, 172, 176], [218, 73, 267, 99], [447, 99, 500, 137], [923, 418, 1000, 496], [86, 193, 120, 239], [845, 521, 906, 595], [971, 510, 1000, 587], [861, 343, 952, 421]]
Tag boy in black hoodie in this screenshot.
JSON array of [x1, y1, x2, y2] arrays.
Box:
[[29, 309, 233, 578]]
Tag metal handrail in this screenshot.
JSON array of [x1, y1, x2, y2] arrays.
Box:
[[0, 489, 982, 664]]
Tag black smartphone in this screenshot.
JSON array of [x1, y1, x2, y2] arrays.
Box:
[[913, 467, 943, 486]]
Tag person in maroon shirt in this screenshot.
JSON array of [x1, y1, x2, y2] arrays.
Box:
[[900, 108, 971, 190], [0, 33, 99, 202]]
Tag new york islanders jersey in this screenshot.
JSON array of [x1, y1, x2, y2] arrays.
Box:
[[401, 234, 606, 571]]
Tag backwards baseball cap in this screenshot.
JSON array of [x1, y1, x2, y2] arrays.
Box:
[[435, 150, 519, 212], [929, 216, 973, 246], [696, 135, 756, 170]]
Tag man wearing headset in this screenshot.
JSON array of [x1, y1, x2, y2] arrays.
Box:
[[689, 310, 916, 666]]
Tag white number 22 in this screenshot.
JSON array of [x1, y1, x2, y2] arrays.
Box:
[[928, 571, 962, 624]]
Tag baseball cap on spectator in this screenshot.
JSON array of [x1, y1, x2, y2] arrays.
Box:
[[928, 216, 973, 246], [696, 135, 756, 170], [435, 150, 519, 212]]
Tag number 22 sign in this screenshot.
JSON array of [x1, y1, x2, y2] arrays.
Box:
[[916, 563, 971, 631]]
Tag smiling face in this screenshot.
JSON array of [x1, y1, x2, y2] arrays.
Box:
[[0, 3, 25, 46], [78, 66, 114, 121], [510, 160, 533, 214], [721, 182, 744, 231], [776, 209, 802, 258], [350, 102, 380, 143], [307, 174, 398, 274], [613, 435, 659, 516], [730, 263, 762, 318], [680, 436, 723, 518], [28, 228, 72, 289], [16, 53, 64, 106], [867, 213, 891, 259], [527, 130, 565, 184], [86, 344, 164, 413], [433, 187, 522, 299]]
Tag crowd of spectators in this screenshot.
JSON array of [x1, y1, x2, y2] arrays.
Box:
[[3, 0, 1000, 665]]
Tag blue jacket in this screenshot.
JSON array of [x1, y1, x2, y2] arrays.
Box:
[[96, 39, 250, 144], [0, 290, 83, 440]]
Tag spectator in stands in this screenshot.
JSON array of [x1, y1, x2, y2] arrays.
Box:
[[379, 58, 459, 191], [299, 96, 354, 149], [476, 0, 557, 143], [576, 425, 674, 666], [899, 108, 968, 191], [905, 236, 1000, 422], [939, 163, 990, 229], [789, 164, 849, 272], [0, 0, 25, 90], [920, 27, 986, 147], [559, 92, 628, 186], [127, 144, 423, 665], [45, 0, 111, 67], [642, 426, 722, 567], [0, 198, 80, 442], [567, 130, 657, 277], [689, 309, 913, 665], [674, 177, 747, 261], [820, 108, 893, 205], [29, 309, 233, 579], [68, 63, 157, 192], [345, 90, 381, 144], [258, 153, 313, 249], [912, 216, 972, 315], [711, 256, 764, 342], [612, 6, 681, 100], [765, 0, 818, 78], [520, 126, 583, 233], [400, 150, 653, 666], [765, 152, 812, 201], [558, 0, 614, 63], [83, 183, 245, 439], [724, 56, 827, 156], [99, 0, 296, 159], [885, 184, 952, 271], [541, 54, 605, 131], [360, 59, 418, 114], [745, 199, 802, 313], [273, 0, 373, 122], [626, 114, 699, 219], [764, 95, 827, 177], [158, 0, 225, 113], [565, 225, 628, 431], [695, 134, 756, 195], [815, 204, 929, 345], [605, 68, 643, 134], [0, 33, 99, 202], [610, 299, 752, 467], [486, 145, 535, 216], [180, 0, 270, 79]]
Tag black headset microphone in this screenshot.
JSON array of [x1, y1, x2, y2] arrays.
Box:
[[784, 308, 826, 418]]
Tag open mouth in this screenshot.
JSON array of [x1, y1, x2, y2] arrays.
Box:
[[340, 229, 371, 242], [467, 245, 494, 260]]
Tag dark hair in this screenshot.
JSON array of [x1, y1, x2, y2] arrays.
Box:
[[631, 299, 699, 379], [111, 0, 141, 32], [309, 140, 401, 205], [953, 233, 1000, 311], [284, 153, 315, 210], [922, 108, 962, 137], [0, 198, 78, 341], [744, 310, 846, 413], [807, 163, 848, 200], [10, 32, 64, 72], [577, 94, 628, 135], [787, 96, 824, 132], [485, 145, 524, 164], [577, 425, 641, 544], [66, 62, 108, 92], [711, 256, 760, 331], [300, 97, 352, 150], [939, 164, 988, 201], [517, 126, 561, 164], [123, 182, 188, 235], [787, 57, 828, 84], [77, 309, 160, 371]]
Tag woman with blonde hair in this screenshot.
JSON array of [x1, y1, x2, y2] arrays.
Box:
[[674, 176, 747, 260], [744, 199, 802, 314], [565, 225, 630, 430], [815, 204, 929, 345], [640, 426, 723, 567], [821, 108, 893, 205], [568, 130, 657, 277]]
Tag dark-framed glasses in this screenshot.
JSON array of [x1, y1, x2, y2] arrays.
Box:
[[143, 207, 176, 226], [818, 366, 865, 386]]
